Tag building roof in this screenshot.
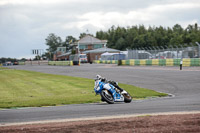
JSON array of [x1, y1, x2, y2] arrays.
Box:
[[79, 35, 107, 44], [71, 35, 107, 46], [101, 52, 121, 56], [57, 51, 71, 57], [83, 47, 120, 54]]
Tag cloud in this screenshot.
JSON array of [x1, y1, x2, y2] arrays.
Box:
[[75, 2, 200, 30], [0, 0, 77, 5], [0, 0, 200, 58]]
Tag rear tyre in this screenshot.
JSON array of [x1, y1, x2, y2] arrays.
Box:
[[123, 92, 132, 103], [100, 89, 114, 104]]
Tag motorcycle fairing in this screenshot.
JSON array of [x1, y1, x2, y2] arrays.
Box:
[[94, 80, 124, 102], [104, 83, 124, 102]]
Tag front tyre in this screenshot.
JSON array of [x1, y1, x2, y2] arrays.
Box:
[[100, 89, 114, 104], [123, 92, 132, 103]]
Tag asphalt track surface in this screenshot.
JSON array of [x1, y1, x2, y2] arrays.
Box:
[[1, 64, 200, 125]]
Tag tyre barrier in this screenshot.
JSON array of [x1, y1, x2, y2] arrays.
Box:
[[93, 58, 200, 66], [48, 61, 73, 66]]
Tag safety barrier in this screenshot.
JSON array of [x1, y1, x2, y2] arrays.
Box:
[[18, 62, 25, 65], [48, 61, 73, 66], [94, 58, 200, 66]]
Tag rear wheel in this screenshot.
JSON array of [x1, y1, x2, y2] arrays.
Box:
[[100, 89, 114, 104], [123, 92, 132, 103]]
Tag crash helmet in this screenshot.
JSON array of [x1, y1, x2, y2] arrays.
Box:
[[95, 75, 101, 80]]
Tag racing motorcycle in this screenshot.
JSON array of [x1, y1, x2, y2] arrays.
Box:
[[94, 75, 132, 104]]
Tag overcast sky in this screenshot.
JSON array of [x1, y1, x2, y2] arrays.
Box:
[[0, 0, 200, 59]]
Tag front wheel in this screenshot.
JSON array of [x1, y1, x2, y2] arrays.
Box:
[[100, 89, 114, 104], [123, 92, 132, 103]]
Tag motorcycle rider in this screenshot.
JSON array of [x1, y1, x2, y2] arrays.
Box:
[[95, 75, 124, 92]]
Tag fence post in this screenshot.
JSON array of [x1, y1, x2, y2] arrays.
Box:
[[196, 42, 200, 58]]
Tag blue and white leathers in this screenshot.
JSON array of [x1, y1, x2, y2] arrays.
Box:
[[94, 79, 124, 102]]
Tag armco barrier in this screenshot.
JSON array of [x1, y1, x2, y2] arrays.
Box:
[[94, 58, 200, 66], [48, 61, 73, 66]]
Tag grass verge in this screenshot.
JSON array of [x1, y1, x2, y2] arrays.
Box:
[[0, 68, 167, 108]]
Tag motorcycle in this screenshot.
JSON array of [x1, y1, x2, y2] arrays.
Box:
[[94, 75, 132, 104]]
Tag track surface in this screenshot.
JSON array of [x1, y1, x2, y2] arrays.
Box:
[[0, 64, 200, 124]]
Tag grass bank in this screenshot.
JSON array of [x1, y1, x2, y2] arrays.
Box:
[[0, 68, 167, 108]]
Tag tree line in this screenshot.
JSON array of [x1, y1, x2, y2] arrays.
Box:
[[0, 58, 26, 63], [96, 23, 200, 50], [45, 23, 200, 58]]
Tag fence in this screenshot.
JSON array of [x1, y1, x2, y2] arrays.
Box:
[[128, 45, 200, 59]]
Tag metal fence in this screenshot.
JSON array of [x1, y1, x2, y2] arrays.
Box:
[[128, 44, 200, 59]]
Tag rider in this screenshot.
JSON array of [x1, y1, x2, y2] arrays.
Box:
[[95, 75, 124, 92]]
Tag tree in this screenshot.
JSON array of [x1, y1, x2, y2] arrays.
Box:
[[63, 36, 77, 50], [45, 33, 62, 53], [173, 24, 183, 34], [95, 23, 200, 50], [0, 57, 18, 63], [115, 37, 126, 50], [45, 23, 200, 57], [79, 33, 93, 39], [185, 23, 200, 43], [96, 30, 108, 40]]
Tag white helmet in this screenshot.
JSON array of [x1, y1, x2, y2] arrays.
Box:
[[95, 75, 101, 80]]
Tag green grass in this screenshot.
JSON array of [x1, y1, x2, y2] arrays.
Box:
[[0, 67, 9, 69], [0, 69, 167, 108]]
